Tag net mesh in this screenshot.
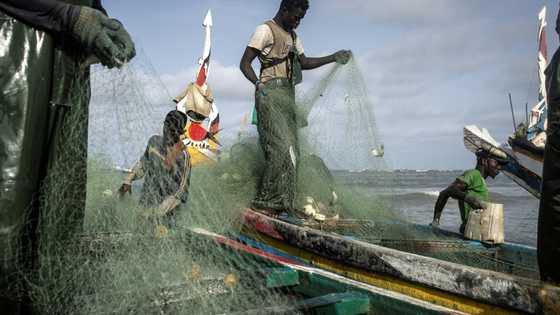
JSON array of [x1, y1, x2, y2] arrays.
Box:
[[22, 49, 538, 314]]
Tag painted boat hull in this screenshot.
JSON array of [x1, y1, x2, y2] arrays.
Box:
[[80, 230, 469, 315], [374, 222, 538, 279], [276, 215, 538, 279], [191, 228, 470, 315], [239, 209, 560, 314]]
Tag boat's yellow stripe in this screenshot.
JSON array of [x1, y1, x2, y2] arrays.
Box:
[[242, 228, 522, 315]]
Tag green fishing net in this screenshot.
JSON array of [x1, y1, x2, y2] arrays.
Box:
[[21, 50, 538, 314]]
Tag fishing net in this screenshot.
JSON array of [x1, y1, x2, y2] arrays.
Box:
[[18, 49, 538, 314], [18, 50, 305, 314]]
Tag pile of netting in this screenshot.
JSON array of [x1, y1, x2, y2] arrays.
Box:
[[24, 51, 537, 314]]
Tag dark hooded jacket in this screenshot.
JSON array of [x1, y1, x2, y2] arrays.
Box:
[[0, 0, 103, 309], [537, 9, 560, 284]]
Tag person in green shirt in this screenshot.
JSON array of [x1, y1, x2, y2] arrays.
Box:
[[431, 149, 507, 233]]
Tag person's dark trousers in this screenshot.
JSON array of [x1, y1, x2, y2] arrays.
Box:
[[0, 9, 90, 314], [538, 127, 560, 284], [252, 79, 299, 212], [0, 16, 54, 314], [538, 42, 560, 285]]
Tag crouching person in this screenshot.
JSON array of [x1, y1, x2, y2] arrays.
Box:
[[119, 110, 191, 229]]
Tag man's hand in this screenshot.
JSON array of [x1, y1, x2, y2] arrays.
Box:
[[255, 80, 267, 97], [334, 50, 352, 65], [464, 194, 488, 210], [156, 196, 181, 217], [71, 6, 136, 68], [118, 183, 131, 198]]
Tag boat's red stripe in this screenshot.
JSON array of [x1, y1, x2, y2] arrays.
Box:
[[241, 209, 285, 241], [210, 232, 303, 266]]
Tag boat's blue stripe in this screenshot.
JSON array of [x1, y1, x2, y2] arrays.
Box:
[[237, 235, 309, 265]]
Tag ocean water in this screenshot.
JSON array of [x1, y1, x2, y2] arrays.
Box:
[[335, 170, 539, 246]]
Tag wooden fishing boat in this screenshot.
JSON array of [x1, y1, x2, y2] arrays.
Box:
[[263, 211, 538, 279], [191, 228, 472, 315], [238, 208, 560, 315], [79, 229, 468, 314], [332, 219, 538, 279]]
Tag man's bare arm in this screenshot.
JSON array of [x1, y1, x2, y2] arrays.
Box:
[[240, 46, 260, 85], [432, 180, 467, 224], [299, 53, 336, 70], [118, 160, 145, 197], [299, 50, 352, 70]]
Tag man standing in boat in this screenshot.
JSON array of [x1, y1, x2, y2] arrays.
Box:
[[431, 149, 507, 233], [537, 6, 560, 284], [239, 0, 351, 216], [118, 110, 192, 229]]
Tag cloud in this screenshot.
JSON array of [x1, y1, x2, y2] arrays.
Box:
[[89, 56, 258, 166], [160, 61, 254, 104], [334, 2, 544, 169], [144, 58, 257, 144], [91, 0, 555, 169], [323, 0, 475, 26]]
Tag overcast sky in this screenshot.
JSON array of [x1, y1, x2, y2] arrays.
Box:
[[100, 0, 560, 170]]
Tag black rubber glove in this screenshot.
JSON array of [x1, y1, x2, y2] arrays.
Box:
[[71, 6, 135, 68]]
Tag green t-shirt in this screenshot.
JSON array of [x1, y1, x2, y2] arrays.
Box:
[[456, 169, 489, 224]]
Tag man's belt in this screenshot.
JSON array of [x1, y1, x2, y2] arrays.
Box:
[[263, 77, 293, 88]]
